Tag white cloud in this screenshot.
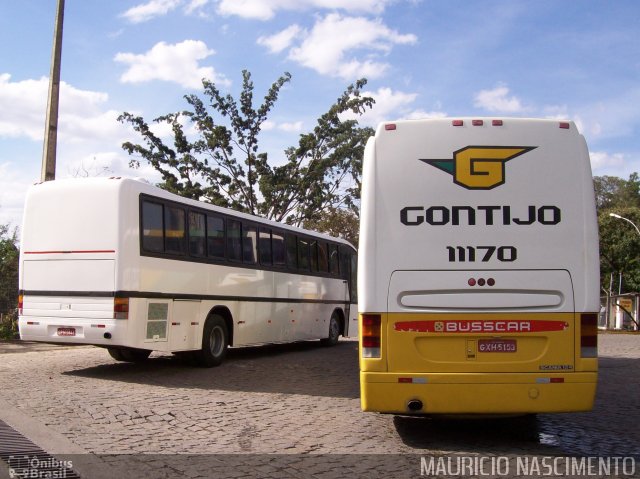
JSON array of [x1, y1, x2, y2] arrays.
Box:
[[259, 119, 303, 132], [257, 25, 302, 54], [340, 87, 445, 127], [259, 14, 416, 80], [121, 0, 181, 23], [0, 73, 126, 144], [590, 151, 625, 171], [114, 40, 229, 89], [474, 84, 527, 113], [216, 0, 391, 21]]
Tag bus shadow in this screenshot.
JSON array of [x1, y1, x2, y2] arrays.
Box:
[[393, 415, 563, 454], [63, 340, 360, 399]]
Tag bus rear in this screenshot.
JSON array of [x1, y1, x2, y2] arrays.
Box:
[[358, 118, 599, 414]]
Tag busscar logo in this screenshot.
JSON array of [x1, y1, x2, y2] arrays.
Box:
[[420, 146, 536, 190]]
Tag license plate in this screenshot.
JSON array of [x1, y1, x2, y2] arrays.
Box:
[[57, 327, 76, 337], [478, 339, 516, 352]]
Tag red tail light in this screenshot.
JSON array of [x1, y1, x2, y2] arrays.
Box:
[[362, 314, 381, 358], [580, 313, 597, 357], [114, 297, 129, 320], [18, 294, 24, 315]]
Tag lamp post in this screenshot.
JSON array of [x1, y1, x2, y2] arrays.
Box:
[[41, 0, 65, 182], [608, 212, 640, 330], [609, 213, 640, 236]]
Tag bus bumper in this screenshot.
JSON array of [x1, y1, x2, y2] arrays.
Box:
[[360, 372, 597, 414]]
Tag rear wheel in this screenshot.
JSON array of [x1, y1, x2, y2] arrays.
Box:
[[196, 314, 229, 367], [321, 312, 341, 346], [108, 347, 151, 362]]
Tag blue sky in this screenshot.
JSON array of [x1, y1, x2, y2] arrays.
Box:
[[1, 0, 639, 228]]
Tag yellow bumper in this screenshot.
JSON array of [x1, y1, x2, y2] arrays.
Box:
[[360, 372, 597, 414]]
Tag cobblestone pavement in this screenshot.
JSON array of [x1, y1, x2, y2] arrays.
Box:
[[0, 333, 638, 478]]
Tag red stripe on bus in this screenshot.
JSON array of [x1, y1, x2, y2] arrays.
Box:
[[394, 320, 569, 333], [24, 250, 116, 254]]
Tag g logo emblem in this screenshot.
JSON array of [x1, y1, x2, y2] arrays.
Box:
[[420, 146, 536, 190]]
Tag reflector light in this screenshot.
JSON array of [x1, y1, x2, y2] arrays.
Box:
[[452, 120, 464, 126], [559, 122, 570, 129], [550, 378, 565, 383], [478, 278, 486, 286], [487, 278, 495, 286], [580, 313, 598, 357], [492, 119, 503, 126], [468, 278, 476, 286], [472, 119, 483, 126], [398, 377, 412, 383], [114, 297, 129, 320], [362, 314, 382, 358], [385, 123, 397, 131]]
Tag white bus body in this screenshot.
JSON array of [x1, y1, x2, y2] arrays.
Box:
[[19, 178, 358, 365], [359, 118, 599, 414]]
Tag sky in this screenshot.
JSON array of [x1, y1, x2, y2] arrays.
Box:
[[1, 0, 639, 230]]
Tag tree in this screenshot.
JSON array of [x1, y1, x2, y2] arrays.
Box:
[[303, 208, 360, 246], [118, 71, 374, 228], [594, 173, 640, 211], [599, 207, 640, 294], [0, 222, 19, 338]]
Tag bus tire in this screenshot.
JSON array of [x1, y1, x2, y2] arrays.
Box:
[[121, 348, 152, 362], [196, 314, 228, 367], [321, 312, 341, 347], [107, 347, 125, 361]]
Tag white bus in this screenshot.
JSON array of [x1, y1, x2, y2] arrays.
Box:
[[19, 178, 358, 366], [359, 118, 599, 414]]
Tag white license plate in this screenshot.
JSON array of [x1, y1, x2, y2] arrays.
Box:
[[57, 327, 76, 337]]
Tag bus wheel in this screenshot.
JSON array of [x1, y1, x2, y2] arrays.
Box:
[[108, 348, 125, 361], [321, 312, 341, 347], [196, 314, 228, 367], [121, 348, 151, 362]]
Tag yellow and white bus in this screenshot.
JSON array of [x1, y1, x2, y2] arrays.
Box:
[[358, 118, 599, 414], [19, 178, 358, 366]]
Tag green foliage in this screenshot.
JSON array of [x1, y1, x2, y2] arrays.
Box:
[[118, 71, 374, 227], [595, 173, 640, 293], [0, 223, 19, 339], [303, 208, 360, 247]]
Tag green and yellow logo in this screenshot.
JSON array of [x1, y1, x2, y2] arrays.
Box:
[[420, 146, 536, 190]]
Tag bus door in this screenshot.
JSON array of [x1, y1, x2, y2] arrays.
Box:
[[386, 269, 576, 374]]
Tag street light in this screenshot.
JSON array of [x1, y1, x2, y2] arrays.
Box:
[[609, 213, 640, 236]]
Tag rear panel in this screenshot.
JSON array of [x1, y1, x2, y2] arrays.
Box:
[[359, 118, 599, 414]]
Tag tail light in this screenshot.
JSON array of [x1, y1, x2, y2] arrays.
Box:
[[362, 314, 381, 358], [114, 297, 129, 320], [580, 313, 597, 358], [18, 294, 23, 315]]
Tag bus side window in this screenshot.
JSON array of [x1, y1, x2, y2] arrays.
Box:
[[141, 201, 164, 253], [243, 224, 257, 264], [286, 234, 297, 270], [310, 240, 319, 272], [339, 246, 350, 280], [207, 215, 225, 259], [165, 205, 186, 255], [350, 253, 358, 303], [329, 244, 339, 275], [318, 242, 328, 273], [259, 228, 272, 265], [272, 231, 286, 267], [189, 211, 206, 257], [298, 238, 310, 271], [227, 220, 242, 262]]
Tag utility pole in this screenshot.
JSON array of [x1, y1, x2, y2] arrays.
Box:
[[41, 0, 65, 182]]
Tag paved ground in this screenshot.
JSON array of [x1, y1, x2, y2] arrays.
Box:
[[0, 333, 638, 478]]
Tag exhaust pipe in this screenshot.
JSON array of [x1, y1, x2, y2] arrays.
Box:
[[104, 332, 112, 339], [407, 399, 423, 412]]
